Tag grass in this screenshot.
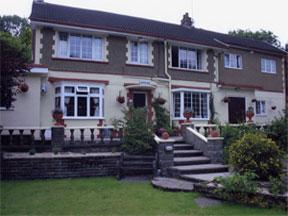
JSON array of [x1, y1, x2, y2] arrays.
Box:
[[0, 177, 286, 216]]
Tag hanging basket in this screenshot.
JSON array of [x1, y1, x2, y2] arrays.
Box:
[[155, 97, 166, 105], [223, 97, 230, 103], [117, 96, 125, 104], [19, 83, 29, 93]]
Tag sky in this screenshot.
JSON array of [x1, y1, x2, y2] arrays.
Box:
[[1, 0, 287, 46]]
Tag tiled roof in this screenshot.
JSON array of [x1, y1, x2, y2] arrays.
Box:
[[30, 2, 286, 55]]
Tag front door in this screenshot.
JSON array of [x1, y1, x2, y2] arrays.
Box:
[[228, 97, 246, 123], [133, 92, 146, 108]]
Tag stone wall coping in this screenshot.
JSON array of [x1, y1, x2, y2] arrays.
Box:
[[207, 137, 224, 141], [187, 127, 207, 142], [154, 135, 175, 144], [3, 152, 121, 159]]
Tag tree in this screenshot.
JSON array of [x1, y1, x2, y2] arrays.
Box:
[[228, 29, 281, 47], [0, 15, 29, 36], [0, 32, 30, 109]]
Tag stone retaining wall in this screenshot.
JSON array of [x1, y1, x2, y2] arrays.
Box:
[[1, 152, 121, 180]]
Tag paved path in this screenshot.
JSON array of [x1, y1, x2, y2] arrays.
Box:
[[151, 177, 194, 192]]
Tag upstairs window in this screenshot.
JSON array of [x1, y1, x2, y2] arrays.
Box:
[[255, 100, 266, 116], [171, 46, 203, 70], [130, 41, 149, 64], [261, 58, 276, 74], [58, 32, 104, 61], [224, 53, 242, 69]]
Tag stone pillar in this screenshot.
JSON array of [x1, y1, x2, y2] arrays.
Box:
[[206, 137, 224, 164], [157, 138, 174, 176], [181, 122, 194, 140], [51, 126, 65, 152]]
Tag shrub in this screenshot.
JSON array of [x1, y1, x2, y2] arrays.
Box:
[[122, 108, 154, 154], [268, 176, 286, 195], [215, 172, 258, 194], [229, 133, 283, 180], [266, 110, 288, 152], [220, 124, 259, 163], [152, 100, 172, 135]]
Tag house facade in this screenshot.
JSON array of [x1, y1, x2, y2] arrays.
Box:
[[1, 1, 286, 128]]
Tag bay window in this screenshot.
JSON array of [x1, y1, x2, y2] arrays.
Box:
[[129, 41, 149, 64], [171, 46, 203, 70], [58, 32, 104, 61], [224, 53, 242, 69], [173, 90, 209, 119], [54, 84, 104, 118]]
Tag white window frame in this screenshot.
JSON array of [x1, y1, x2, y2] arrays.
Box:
[[171, 88, 210, 120], [128, 40, 150, 65], [57, 32, 105, 62], [171, 46, 204, 71], [54, 82, 105, 119], [224, 53, 243, 69], [255, 100, 266, 116], [261, 58, 276, 74]]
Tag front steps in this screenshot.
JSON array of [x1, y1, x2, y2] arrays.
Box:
[[168, 141, 229, 182], [118, 154, 155, 179]]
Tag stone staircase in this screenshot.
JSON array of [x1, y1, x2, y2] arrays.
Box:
[[168, 139, 230, 182]]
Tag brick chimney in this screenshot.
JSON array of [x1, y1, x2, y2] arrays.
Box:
[[33, 0, 44, 3], [285, 43, 288, 51], [181, 13, 194, 28]]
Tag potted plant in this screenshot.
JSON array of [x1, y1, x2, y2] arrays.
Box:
[[183, 108, 193, 122], [209, 127, 220, 137], [18, 82, 29, 93], [52, 109, 65, 126], [246, 106, 255, 123], [161, 131, 170, 140], [222, 96, 230, 103], [116, 91, 125, 104]]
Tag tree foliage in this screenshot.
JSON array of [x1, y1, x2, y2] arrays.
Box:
[[0, 15, 32, 109], [228, 29, 281, 47]]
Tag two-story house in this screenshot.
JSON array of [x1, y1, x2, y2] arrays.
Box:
[[1, 0, 286, 128]]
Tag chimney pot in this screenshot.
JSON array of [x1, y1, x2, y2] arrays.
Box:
[[181, 13, 194, 28]]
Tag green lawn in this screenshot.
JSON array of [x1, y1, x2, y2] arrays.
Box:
[[0, 177, 285, 216]]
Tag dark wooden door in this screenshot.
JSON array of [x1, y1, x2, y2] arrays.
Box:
[[228, 97, 246, 123], [133, 93, 146, 108]]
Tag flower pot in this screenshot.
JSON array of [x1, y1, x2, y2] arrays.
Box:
[[162, 131, 170, 140], [19, 83, 29, 93], [183, 112, 192, 122], [117, 96, 125, 104], [210, 130, 220, 137], [246, 111, 254, 123], [52, 113, 64, 126]]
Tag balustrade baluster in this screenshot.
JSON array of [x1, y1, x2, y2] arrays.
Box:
[[70, 129, 74, 144], [8, 129, 13, 146], [19, 129, 24, 146], [90, 129, 95, 142], [195, 126, 201, 132], [99, 128, 105, 144], [203, 127, 209, 137]]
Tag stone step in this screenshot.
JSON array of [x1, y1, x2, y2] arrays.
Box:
[[174, 156, 210, 166], [173, 144, 194, 150], [168, 164, 229, 177], [174, 150, 203, 157], [151, 177, 194, 192], [180, 172, 231, 183]]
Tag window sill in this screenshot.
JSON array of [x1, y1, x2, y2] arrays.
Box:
[[224, 66, 243, 70], [172, 118, 209, 121], [261, 71, 277, 75], [169, 67, 208, 73], [0, 107, 14, 111], [52, 57, 108, 64], [63, 117, 105, 120], [126, 63, 154, 68]]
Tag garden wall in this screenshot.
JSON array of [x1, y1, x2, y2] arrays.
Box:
[[0, 152, 121, 180]]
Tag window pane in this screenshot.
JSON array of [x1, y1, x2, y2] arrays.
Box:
[[64, 86, 75, 93], [77, 97, 87, 116], [59, 32, 68, 57], [64, 96, 75, 116], [69, 34, 81, 58], [82, 36, 92, 59], [224, 54, 229, 67], [139, 42, 148, 64], [55, 97, 61, 109], [236, 55, 242, 68], [131, 41, 138, 62], [179, 48, 187, 68], [256, 101, 261, 114], [94, 38, 103, 60], [184, 92, 192, 110], [55, 87, 61, 94], [173, 92, 181, 117], [197, 51, 202, 70], [90, 87, 99, 94], [261, 101, 266, 114], [261, 59, 265, 72], [192, 93, 200, 118], [201, 93, 208, 118], [187, 49, 196, 69], [90, 97, 100, 117], [271, 60, 276, 73], [172, 46, 179, 67]]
